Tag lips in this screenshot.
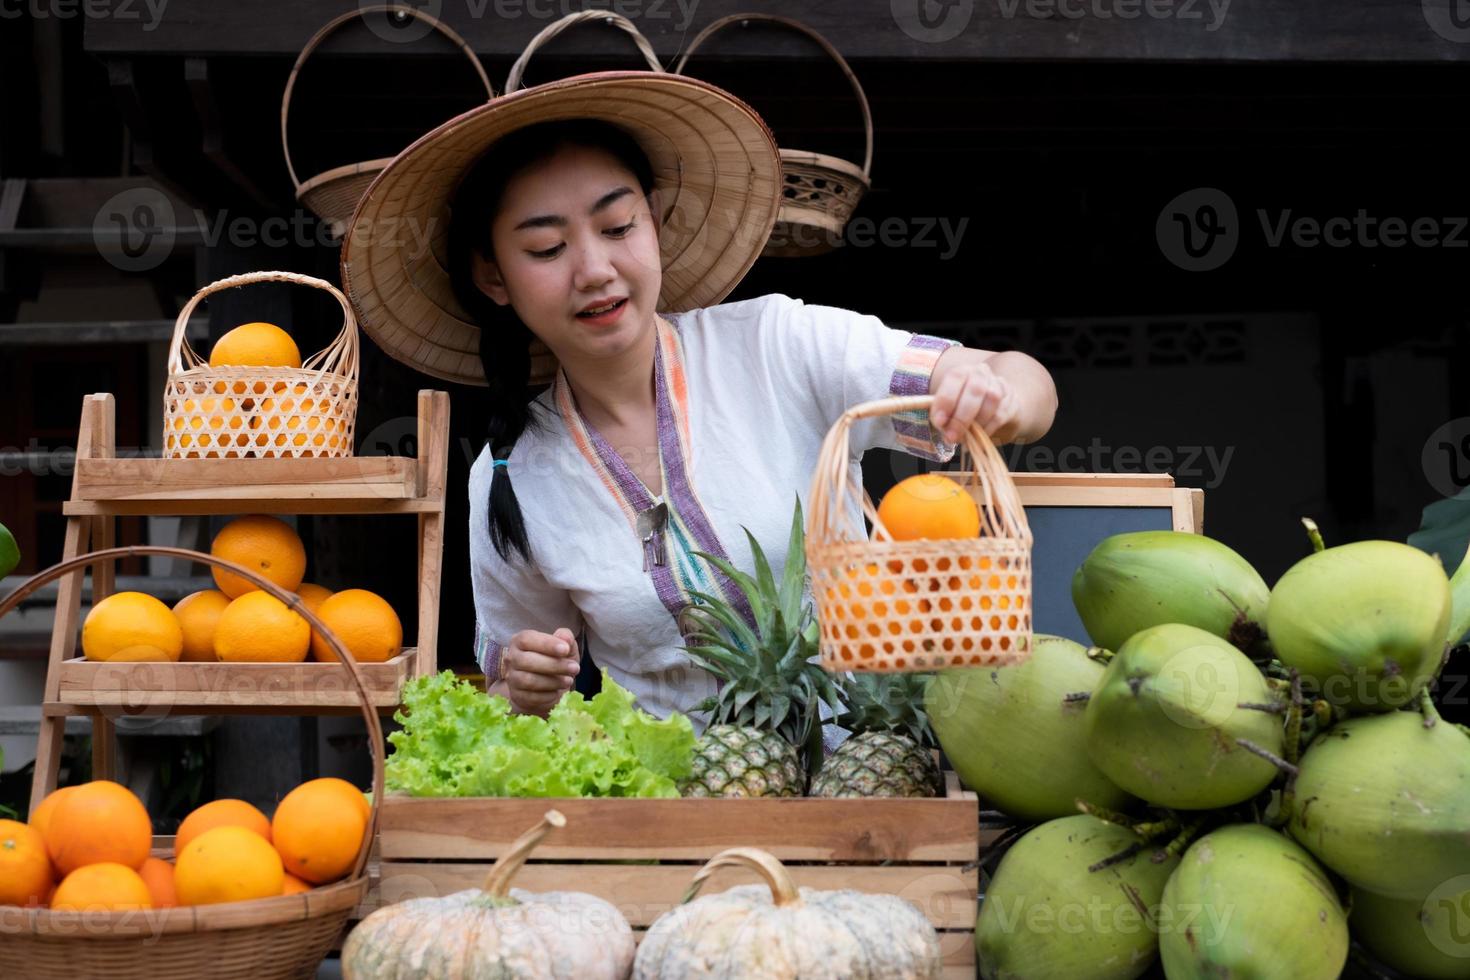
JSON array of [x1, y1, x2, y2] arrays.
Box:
[[576, 297, 627, 317]]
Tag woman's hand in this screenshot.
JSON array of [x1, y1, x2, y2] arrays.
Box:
[[501, 627, 580, 715], [929, 356, 1020, 445]]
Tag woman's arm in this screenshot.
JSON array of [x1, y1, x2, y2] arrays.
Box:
[[927, 347, 1058, 446]]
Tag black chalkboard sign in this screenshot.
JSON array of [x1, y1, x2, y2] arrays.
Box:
[[953, 473, 1204, 648]]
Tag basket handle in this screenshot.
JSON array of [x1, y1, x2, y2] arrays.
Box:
[[282, 3, 495, 194], [806, 394, 1032, 547], [0, 545, 384, 883], [167, 271, 360, 386], [672, 13, 873, 180], [505, 10, 664, 93]]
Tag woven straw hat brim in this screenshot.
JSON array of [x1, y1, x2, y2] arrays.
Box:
[[339, 71, 782, 387]]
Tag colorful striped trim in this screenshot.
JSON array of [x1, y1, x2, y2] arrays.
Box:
[[554, 317, 754, 636], [475, 623, 505, 681], [890, 333, 961, 462]]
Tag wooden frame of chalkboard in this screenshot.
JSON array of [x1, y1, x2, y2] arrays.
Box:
[[944, 471, 1204, 644]]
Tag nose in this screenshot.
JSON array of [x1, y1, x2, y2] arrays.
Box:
[[571, 235, 617, 293]]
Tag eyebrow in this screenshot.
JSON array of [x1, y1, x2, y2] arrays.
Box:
[[513, 186, 635, 232]]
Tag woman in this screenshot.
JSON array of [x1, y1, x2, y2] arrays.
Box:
[[342, 73, 1057, 724]]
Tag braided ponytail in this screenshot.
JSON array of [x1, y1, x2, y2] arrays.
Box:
[[447, 119, 656, 564]]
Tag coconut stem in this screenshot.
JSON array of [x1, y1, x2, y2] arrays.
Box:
[[1284, 670, 1305, 766], [1301, 517, 1325, 553], [1419, 686, 1442, 729], [1154, 815, 1206, 864], [1236, 738, 1300, 778], [1086, 646, 1114, 665], [1237, 701, 1286, 714], [1089, 841, 1145, 873], [482, 810, 565, 899], [683, 847, 801, 908]]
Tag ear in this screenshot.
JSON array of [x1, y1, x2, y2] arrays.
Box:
[[471, 248, 511, 306]]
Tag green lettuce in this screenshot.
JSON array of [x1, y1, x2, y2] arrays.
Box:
[[385, 670, 694, 798]]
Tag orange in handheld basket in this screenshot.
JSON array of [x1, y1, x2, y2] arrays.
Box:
[[310, 589, 403, 663], [51, 862, 152, 912], [210, 514, 307, 598], [208, 321, 302, 369], [0, 819, 54, 907], [43, 780, 152, 876], [81, 591, 184, 663], [875, 474, 981, 541]]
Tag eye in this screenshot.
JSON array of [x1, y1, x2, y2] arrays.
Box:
[[606, 220, 636, 238], [527, 243, 564, 259]]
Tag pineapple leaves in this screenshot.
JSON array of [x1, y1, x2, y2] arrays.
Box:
[[778, 496, 809, 644]]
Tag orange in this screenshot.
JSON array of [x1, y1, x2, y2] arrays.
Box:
[[26, 881, 55, 909], [0, 819, 53, 907], [175, 799, 272, 855], [173, 589, 231, 662], [81, 591, 183, 663], [174, 826, 284, 905], [281, 873, 311, 895], [209, 514, 307, 598], [271, 778, 368, 885], [45, 780, 152, 875], [51, 862, 151, 912], [209, 322, 302, 369], [214, 591, 310, 663], [137, 856, 178, 908], [310, 777, 372, 825], [310, 589, 403, 664], [28, 785, 77, 838], [875, 474, 981, 542]]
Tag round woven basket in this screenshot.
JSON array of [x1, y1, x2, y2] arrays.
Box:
[[806, 396, 1034, 673], [163, 271, 359, 460], [673, 14, 873, 258], [283, 4, 494, 239], [0, 545, 384, 980]]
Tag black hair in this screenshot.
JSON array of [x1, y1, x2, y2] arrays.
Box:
[[447, 119, 658, 564]]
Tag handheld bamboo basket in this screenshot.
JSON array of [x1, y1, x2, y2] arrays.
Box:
[[673, 13, 873, 258], [0, 545, 384, 980], [163, 271, 359, 460], [282, 4, 494, 238], [503, 9, 664, 93], [806, 396, 1033, 673]]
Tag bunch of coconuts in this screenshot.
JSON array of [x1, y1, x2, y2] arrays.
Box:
[[922, 523, 1470, 980]]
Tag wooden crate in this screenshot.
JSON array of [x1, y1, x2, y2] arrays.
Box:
[[369, 774, 983, 978]]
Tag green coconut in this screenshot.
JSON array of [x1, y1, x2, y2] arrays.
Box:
[[925, 635, 1132, 820], [1288, 708, 1470, 899], [1267, 539, 1452, 713], [1084, 624, 1284, 810], [1159, 824, 1348, 979], [976, 814, 1178, 980], [1071, 531, 1270, 654], [1352, 885, 1470, 979]]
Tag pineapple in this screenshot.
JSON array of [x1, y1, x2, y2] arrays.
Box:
[[679, 499, 839, 798], [810, 672, 944, 798]]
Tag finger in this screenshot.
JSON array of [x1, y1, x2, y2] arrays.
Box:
[[971, 380, 1008, 433], [509, 670, 567, 693], [509, 648, 580, 677], [928, 371, 967, 429], [514, 630, 574, 658], [944, 376, 994, 443], [512, 692, 562, 714], [552, 627, 579, 659]]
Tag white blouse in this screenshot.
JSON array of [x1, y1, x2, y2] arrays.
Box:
[[469, 292, 958, 727]]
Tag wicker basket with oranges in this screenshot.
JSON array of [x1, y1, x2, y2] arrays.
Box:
[[163, 271, 358, 460], [806, 395, 1034, 673]]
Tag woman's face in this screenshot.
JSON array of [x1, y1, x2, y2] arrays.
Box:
[[473, 142, 663, 366]]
